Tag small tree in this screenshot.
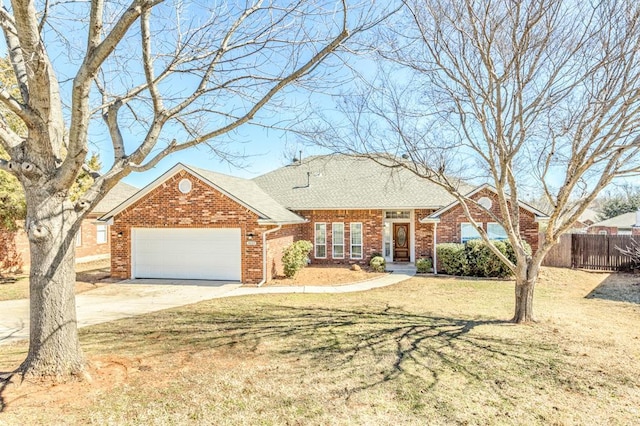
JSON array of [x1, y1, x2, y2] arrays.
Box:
[[310, 0, 640, 323], [282, 240, 313, 278], [616, 239, 640, 271]]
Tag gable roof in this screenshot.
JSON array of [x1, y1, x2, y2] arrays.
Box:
[[590, 211, 639, 228], [253, 155, 460, 210], [91, 181, 138, 214], [100, 163, 306, 225], [420, 183, 550, 223]]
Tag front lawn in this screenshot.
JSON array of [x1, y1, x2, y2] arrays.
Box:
[[0, 268, 638, 425], [0, 259, 112, 301]]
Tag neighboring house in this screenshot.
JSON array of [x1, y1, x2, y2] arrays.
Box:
[[102, 155, 548, 284], [569, 208, 599, 233], [0, 181, 138, 272], [588, 210, 640, 235]]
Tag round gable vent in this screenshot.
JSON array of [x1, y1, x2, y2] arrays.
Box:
[[178, 178, 192, 194], [478, 196, 492, 210]]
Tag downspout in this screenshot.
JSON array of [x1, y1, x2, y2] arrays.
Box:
[[257, 225, 282, 287], [433, 222, 438, 275]]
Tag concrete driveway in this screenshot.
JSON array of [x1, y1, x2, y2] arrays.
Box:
[[0, 280, 242, 345]]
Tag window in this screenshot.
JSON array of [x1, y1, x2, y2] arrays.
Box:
[[461, 223, 482, 243], [75, 230, 82, 247], [385, 210, 411, 219], [598, 230, 608, 235], [315, 223, 327, 258], [96, 224, 108, 244], [487, 223, 508, 240], [332, 223, 344, 258], [618, 229, 632, 235], [350, 222, 363, 259]]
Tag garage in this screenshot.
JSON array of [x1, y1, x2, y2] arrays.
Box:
[[131, 228, 241, 281]]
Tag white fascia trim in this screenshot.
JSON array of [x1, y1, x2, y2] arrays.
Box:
[[257, 219, 308, 226], [421, 184, 549, 221], [419, 217, 441, 224], [287, 206, 443, 211], [99, 163, 278, 223]]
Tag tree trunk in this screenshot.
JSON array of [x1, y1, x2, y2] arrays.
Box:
[[19, 194, 86, 379], [512, 262, 539, 323]]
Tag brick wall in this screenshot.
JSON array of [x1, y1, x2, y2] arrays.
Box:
[[0, 223, 27, 273], [265, 224, 304, 280], [415, 209, 436, 260], [435, 189, 540, 251], [1, 217, 109, 273], [294, 210, 384, 265], [76, 215, 111, 259], [588, 226, 619, 235], [110, 170, 267, 284]]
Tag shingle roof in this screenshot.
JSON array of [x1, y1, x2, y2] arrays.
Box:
[[187, 165, 306, 224], [253, 155, 460, 210], [92, 181, 138, 214], [590, 211, 639, 228]]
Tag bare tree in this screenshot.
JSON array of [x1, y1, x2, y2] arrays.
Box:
[[308, 0, 640, 322], [0, 0, 389, 379]]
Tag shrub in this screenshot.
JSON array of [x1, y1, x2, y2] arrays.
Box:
[[282, 240, 313, 278], [436, 243, 467, 275], [436, 240, 530, 278], [415, 257, 432, 273], [369, 256, 386, 272], [464, 239, 511, 278]]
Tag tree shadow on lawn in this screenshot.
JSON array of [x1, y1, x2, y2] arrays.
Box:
[[585, 273, 640, 304], [81, 303, 561, 401]]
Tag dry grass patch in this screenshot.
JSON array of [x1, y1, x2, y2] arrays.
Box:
[[0, 268, 638, 425], [266, 264, 386, 286], [0, 259, 111, 301]]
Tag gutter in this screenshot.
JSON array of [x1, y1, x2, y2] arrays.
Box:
[[257, 225, 282, 287], [433, 222, 438, 275]]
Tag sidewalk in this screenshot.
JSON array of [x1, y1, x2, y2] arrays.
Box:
[[227, 269, 415, 296], [0, 269, 415, 346]]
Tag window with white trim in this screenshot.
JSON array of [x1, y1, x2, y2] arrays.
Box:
[[332, 223, 344, 259], [598, 230, 608, 235], [315, 223, 327, 258], [487, 223, 508, 241], [350, 222, 363, 259], [75, 230, 82, 247], [96, 224, 108, 244], [461, 223, 482, 243]]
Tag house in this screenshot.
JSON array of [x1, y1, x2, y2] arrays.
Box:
[[0, 181, 138, 272], [102, 155, 548, 284], [588, 209, 640, 235]]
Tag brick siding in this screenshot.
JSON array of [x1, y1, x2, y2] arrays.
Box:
[[110, 170, 269, 284], [264, 224, 304, 280], [0, 217, 109, 273], [293, 210, 384, 265], [435, 189, 540, 251]]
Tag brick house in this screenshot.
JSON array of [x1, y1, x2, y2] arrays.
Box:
[[588, 210, 640, 236], [0, 181, 137, 273], [102, 156, 548, 284]]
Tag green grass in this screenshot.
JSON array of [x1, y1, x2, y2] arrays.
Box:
[[1, 268, 639, 425]]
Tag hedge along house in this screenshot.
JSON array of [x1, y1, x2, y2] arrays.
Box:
[[102, 155, 548, 284]]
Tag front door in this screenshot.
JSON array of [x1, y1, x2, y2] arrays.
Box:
[[393, 223, 410, 262]]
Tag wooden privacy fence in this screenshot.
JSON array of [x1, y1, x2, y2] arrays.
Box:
[[541, 233, 635, 271]]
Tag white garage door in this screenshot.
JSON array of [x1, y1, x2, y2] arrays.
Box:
[[132, 228, 241, 280]]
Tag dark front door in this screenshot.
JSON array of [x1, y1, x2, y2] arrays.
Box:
[[393, 223, 410, 262]]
